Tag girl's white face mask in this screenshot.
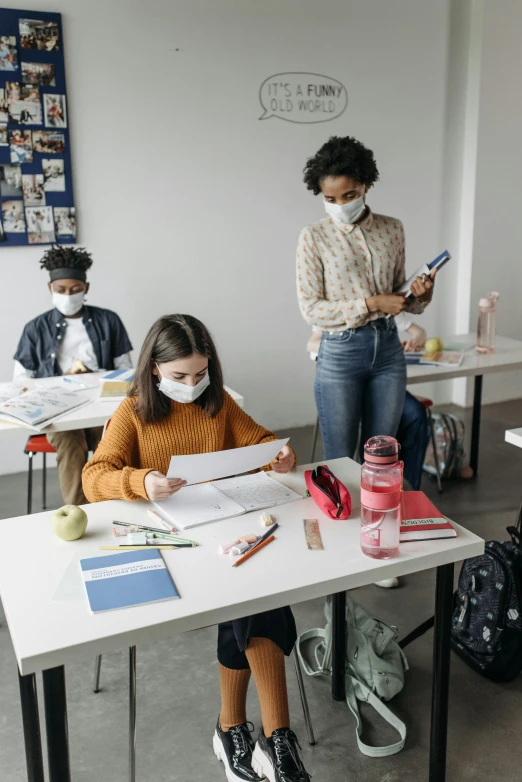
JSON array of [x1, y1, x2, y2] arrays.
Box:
[[52, 290, 85, 316], [155, 364, 210, 404], [324, 195, 365, 225]]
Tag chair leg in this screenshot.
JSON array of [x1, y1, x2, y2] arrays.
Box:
[[42, 452, 47, 510], [310, 416, 320, 463], [27, 452, 33, 515], [129, 646, 137, 782], [292, 648, 316, 746], [93, 655, 102, 693], [428, 409, 443, 494]]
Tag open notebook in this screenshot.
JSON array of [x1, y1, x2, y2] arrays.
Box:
[[154, 471, 302, 529], [0, 386, 89, 430]]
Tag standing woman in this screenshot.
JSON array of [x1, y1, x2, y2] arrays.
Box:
[[297, 135, 434, 462]]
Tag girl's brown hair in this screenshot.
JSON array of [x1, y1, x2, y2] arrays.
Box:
[[130, 314, 225, 423]]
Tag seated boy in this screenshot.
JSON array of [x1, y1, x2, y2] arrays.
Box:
[[13, 246, 133, 506]]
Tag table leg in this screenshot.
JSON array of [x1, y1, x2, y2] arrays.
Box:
[[129, 646, 137, 782], [429, 563, 454, 782], [331, 592, 346, 701], [42, 666, 71, 782], [18, 670, 45, 782], [470, 374, 483, 476]]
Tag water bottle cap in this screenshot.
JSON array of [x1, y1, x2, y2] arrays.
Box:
[[363, 435, 399, 464], [479, 291, 500, 309]]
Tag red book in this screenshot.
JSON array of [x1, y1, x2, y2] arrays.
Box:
[[400, 491, 457, 542]]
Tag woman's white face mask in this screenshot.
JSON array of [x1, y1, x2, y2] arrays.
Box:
[[155, 364, 210, 404], [324, 195, 365, 225], [52, 290, 85, 316]]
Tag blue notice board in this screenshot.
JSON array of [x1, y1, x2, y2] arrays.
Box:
[[0, 9, 75, 246]]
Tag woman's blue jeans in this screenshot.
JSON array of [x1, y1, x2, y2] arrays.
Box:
[[315, 318, 406, 461]]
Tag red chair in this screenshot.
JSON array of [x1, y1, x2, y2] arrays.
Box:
[[415, 396, 443, 493], [24, 435, 56, 515]]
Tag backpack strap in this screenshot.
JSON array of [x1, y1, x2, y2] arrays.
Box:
[[345, 673, 407, 757], [296, 628, 332, 676]]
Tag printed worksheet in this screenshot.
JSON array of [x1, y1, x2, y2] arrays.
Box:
[[213, 472, 302, 511]]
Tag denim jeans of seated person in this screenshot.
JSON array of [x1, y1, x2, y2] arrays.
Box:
[[315, 318, 406, 461]]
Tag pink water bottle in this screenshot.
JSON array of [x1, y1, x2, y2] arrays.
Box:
[[476, 291, 500, 354], [360, 436, 403, 559]]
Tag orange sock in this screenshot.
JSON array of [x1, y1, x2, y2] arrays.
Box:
[[244, 637, 290, 737], [219, 663, 251, 732]]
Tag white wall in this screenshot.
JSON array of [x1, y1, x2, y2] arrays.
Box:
[[468, 0, 522, 404], [0, 0, 451, 474]]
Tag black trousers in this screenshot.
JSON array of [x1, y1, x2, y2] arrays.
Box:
[[217, 606, 296, 670]]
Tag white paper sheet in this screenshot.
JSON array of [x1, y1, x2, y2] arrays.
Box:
[[166, 438, 289, 485], [154, 483, 246, 529], [214, 472, 302, 512]]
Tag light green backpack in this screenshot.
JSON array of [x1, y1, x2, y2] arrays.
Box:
[[297, 593, 409, 757]]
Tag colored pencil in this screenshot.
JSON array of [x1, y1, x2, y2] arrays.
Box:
[[232, 535, 275, 567]]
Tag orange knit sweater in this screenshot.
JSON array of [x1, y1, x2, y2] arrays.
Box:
[[82, 392, 288, 503]]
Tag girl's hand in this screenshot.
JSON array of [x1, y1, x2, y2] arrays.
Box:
[[144, 471, 186, 500], [403, 324, 427, 352], [410, 269, 437, 303], [272, 445, 295, 474], [366, 294, 406, 315]]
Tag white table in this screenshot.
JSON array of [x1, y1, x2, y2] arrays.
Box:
[[0, 457, 484, 782], [505, 427, 522, 449], [0, 381, 244, 437], [406, 334, 522, 475]]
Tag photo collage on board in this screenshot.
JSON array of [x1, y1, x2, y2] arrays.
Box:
[[0, 13, 75, 246]]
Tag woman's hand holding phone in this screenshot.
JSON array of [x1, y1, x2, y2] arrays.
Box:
[[145, 471, 186, 500]]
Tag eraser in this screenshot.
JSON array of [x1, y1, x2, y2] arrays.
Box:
[[229, 541, 250, 556], [219, 539, 239, 555], [260, 513, 275, 527], [238, 534, 258, 544]]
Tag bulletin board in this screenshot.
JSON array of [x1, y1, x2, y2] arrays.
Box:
[[0, 9, 75, 246]]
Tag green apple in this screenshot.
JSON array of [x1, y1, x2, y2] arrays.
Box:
[[51, 504, 88, 541], [425, 337, 444, 353]]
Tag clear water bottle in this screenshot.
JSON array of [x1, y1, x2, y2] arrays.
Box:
[[360, 436, 403, 559], [476, 291, 500, 354]]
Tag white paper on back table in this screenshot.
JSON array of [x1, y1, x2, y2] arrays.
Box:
[[166, 438, 289, 485]]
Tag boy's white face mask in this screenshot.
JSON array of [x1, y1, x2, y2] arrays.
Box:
[[52, 290, 85, 316], [155, 364, 210, 404]]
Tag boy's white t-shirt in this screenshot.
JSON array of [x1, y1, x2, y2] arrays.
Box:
[[56, 317, 99, 373]]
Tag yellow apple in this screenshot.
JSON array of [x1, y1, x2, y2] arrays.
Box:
[[425, 337, 444, 353], [51, 504, 88, 541]]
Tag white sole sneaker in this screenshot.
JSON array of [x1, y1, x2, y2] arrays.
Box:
[[252, 743, 275, 782], [213, 731, 266, 782], [374, 577, 399, 588]]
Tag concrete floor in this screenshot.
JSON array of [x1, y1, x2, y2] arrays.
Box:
[[1, 399, 522, 781]]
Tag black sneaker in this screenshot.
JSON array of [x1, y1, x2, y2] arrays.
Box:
[[213, 718, 265, 781], [252, 728, 311, 782]]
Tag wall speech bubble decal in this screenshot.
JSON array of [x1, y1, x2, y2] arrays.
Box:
[[259, 72, 348, 124]]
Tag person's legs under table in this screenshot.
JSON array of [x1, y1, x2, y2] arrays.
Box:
[[47, 426, 103, 506], [396, 391, 430, 490]]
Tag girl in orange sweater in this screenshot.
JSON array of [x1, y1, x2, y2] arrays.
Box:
[[83, 314, 310, 782]]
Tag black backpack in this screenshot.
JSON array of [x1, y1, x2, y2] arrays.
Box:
[[451, 502, 522, 682]]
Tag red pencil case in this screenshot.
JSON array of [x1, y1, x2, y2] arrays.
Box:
[[304, 465, 352, 520]]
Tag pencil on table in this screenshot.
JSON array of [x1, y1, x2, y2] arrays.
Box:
[[232, 535, 275, 567]]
